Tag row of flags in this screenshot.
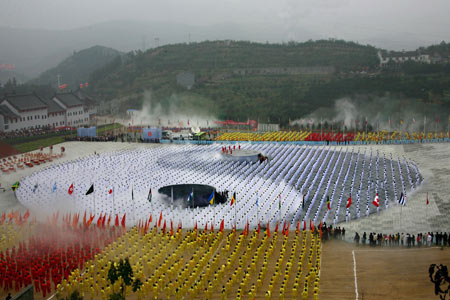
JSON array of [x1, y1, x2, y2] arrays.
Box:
[[23, 181, 428, 208]]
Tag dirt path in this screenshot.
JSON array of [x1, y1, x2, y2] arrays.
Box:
[[320, 239, 450, 300]]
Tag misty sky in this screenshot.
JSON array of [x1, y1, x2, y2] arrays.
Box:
[[1, 0, 450, 48]]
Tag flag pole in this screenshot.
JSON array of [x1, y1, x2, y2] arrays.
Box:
[[151, 188, 153, 226], [171, 186, 174, 227], [256, 192, 259, 227], [234, 192, 237, 230], [112, 186, 115, 216], [93, 181, 96, 215], [192, 188, 194, 228]]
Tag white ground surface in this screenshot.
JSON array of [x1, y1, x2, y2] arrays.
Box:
[[0, 141, 448, 235]]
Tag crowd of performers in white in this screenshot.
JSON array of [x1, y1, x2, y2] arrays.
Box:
[[16, 143, 422, 230]]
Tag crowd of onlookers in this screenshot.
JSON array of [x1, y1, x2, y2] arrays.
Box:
[[353, 231, 450, 247], [64, 135, 119, 142], [318, 223, 346, 241], [0, 126, 68, 140], [64, 134, 162, 143]]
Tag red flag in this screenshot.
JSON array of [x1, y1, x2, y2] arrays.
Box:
[[145, 220, 150, 233], [143, 220, 148, 234], [82, 211, 87, 227], [0, 212, 5, 225], [102, 213, 107, 227], [121, 213, 126, 228], [303, 220, 306, 231], [97, 213, 103, 227], [107, 215, 111, 227], [162, 220, 166, 234], [204, 222, 208, 233], [170, 220, 173, 236], [114, 214, 119, 227], [257, 222, 260, 235], [282, 221, 286, 234], [158, 211, 163, 227], [275, 222, 279, 233], [230, 192, 236, 206], [267, 222, 270, 238], [87, 213, 94, 227], [426, 192, 429, 205], [346, 195, 352, 209], [285, 223, 290, 236], [296, 220, 300, 233], [372, 193, 379, 207], [23, 209, 30, 220], [309, 219, 312, 231], [220, 219, 224, 232], [149, 214, 152, 224], [311, 222, 315, 233], [68, 183, 74, 195], [194, 221, 198, 231], [211, 222, 214, 233], [72, 213, 78, 228]]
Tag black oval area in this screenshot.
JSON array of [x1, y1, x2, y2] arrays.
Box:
[[158, 184, 228, 208]]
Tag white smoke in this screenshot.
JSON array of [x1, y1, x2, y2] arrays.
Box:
[[292, 95, 450, 132], [126, 90, 219, 128]]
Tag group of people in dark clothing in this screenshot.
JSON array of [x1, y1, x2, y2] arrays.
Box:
[[353, 231, 450, 247], [318, 223, 346, 241]]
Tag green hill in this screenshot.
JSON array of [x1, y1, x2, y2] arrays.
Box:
[[26, 39, 448, 123], [30, 45, 122, 89], [89, 40, 380, 118]]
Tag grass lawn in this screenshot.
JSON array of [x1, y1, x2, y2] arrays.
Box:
[[97, 123, 123, 135], [9, 123, 122, 153], [14, 136, 66, 153]]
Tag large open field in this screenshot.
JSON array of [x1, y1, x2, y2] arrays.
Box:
[[321, 239, 450, 300], [0, 141, 449, 299]]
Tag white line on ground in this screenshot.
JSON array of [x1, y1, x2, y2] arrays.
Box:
[[354, 246, 441, 252], [352, 250, 359, 300]]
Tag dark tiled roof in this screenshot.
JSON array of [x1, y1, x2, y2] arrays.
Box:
[[2, 93, 47, 111], [74, 89, 96, 106], [38, 96, 65, 114], [0, 104, 19, 118], [54, 92, 83, 108]]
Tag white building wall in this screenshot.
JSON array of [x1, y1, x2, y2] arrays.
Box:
[[66, 106, 89, 127], [48, 112, 66, 128], [0, 100, 48, 132]]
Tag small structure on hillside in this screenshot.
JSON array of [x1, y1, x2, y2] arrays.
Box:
[[176, 71, 195, 90]]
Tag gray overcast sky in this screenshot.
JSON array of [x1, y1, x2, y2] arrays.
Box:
[[1, 0, 449, 46]]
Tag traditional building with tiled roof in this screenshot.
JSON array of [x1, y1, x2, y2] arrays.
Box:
[[0, 91, 96, 132], [52, 92, 90, 127], [0, 93, 49, 131]]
